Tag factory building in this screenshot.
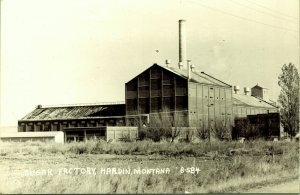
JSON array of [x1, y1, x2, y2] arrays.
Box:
[[14, 19, 279, 141], [125, 63, 278, 133], [16, 62, 278, 141], [125, 63, 233, 131], [17, 65, 278, 126]]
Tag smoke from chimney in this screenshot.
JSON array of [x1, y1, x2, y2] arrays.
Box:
[[178, 19, 186, 69]]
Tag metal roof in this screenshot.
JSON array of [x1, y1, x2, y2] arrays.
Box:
[[233, 94, 277, 108], [252, 84, 268, 89], [20, 104, 125, 121], [126, 64, 231, 87], [157, 64, 231, 87]]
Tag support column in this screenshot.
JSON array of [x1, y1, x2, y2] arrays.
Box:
[[64, 132, 67, 143], [84, 130, 87, 143]]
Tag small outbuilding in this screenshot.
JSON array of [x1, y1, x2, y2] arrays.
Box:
[[62, 126, 138, 142], [0, 131, 64, 143]]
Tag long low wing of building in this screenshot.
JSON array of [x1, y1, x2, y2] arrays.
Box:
[[233, 92, 278, 118], [18, 103, 126, 132]]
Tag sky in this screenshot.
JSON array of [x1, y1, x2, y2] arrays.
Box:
[[1, 0, 299, 126]]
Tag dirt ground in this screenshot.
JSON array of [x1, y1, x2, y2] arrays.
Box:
[[0, 152, 298, 193], [243, 179, 299, 193], [0, 139, 298, 193]]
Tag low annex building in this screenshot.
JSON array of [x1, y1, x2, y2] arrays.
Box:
[[17, 103, 139, 142], [233, 90, 278, 118], [0, 131, 64, 143], [18, 102, 126, 132]]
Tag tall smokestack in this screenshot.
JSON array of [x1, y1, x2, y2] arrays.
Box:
[[178, 19, 186, 69]]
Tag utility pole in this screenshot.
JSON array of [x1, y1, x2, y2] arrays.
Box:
[[208, 104, 211, 146]]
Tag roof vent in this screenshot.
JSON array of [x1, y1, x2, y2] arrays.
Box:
[[244, 87, 250, 95], [234, 86, 240, 94], [36, 104, 42, 109], [178, 62, 183, 69], [190, 64, 195, 72], [165, 59, 171, 67]]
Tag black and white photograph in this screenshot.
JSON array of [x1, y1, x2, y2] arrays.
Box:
[[0, 0, 299, 193]]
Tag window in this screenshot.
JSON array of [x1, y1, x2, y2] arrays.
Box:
[[117, 119, 124, 126], [108, 120, 115, 126], [162, 97, 174, 111], [88, 120, 97, 127], [162, 70, 173, 84], [69, 121, 77, 127], [61, 124, 68, 130], [52, 124, 59, 131], [151, 97, 161, 112], [139, 98, 150, 113], [78, 121, 86, 127], [151, 67, 161, 79], [35, 125, 42, 131], [151, 79, 161, 90], [44, 124, 50, 131], [18, 125, 26, 132], [27, 125, 34, 132]]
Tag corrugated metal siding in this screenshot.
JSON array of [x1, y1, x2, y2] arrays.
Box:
[[107, 126, 138, 141], [188, 82, 233, 129]]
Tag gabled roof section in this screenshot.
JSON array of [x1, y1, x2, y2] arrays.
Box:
[[127, 63, 231, 87], [158, 64, 231, 87], [20, 103, 125, 121], [233, 94, 277, 108]]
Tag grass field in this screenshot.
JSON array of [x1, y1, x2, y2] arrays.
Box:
[[0, 140, 298, 193]]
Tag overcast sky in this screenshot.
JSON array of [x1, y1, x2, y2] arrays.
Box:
[[1, 0, 299, 126]]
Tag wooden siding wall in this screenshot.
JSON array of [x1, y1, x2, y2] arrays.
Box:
[[106, 126, 138, 141], [64, 127, 138, 142], [232, 113, 280, 139], [125, 65, 188, 126]]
